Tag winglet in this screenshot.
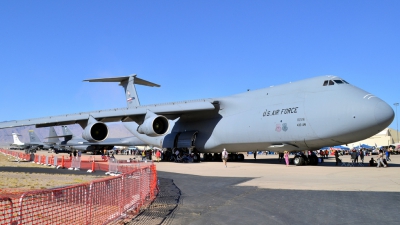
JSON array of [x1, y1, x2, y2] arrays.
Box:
[[83, 74, 160, 108]]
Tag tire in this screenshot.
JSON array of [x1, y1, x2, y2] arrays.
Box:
[[309, 156, 318, 165], [232, 154, 238, 161], [293, 156, 305, 166], [237, 154, 244, 161], [193, 154, 199, 162]]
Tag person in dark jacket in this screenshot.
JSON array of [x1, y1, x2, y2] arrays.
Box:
[[351, 150, 357, 163], [335, 150, 340, 166]]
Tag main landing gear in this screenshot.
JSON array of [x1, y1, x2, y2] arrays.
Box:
[[292, 153, 319, 166]]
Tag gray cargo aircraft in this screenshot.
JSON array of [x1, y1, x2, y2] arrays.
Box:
[[0, 75, 394, 165]]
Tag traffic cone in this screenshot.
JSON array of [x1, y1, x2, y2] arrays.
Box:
[[87, 159, 95, 173]]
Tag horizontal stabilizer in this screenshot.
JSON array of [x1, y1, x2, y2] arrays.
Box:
[[84, 74, 160, 108], [83, 74, 160, 87]]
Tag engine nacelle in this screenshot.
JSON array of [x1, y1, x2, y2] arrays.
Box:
[[137, 115, 169, 136], [82, 122, 109, 142]]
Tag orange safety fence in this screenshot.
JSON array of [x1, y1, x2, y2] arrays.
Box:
[[0, 149, 158, 224]]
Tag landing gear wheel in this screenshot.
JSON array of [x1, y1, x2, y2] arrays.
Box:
[[201, 153, 207, 161], [193, 153, 200, 162], [232, 154, 238, 161], [215, 153, 221, 161], [309, 155, 318, 165], [293, 156, 305, 166]]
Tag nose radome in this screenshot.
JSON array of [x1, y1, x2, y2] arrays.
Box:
[[374, 100, 395, 128]]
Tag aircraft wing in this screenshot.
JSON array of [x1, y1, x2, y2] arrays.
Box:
[[0, 99, 218, 128]]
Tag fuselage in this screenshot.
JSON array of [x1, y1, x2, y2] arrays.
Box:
[[168, 76, 394, 153]]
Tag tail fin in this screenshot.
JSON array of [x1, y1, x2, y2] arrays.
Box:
[[47, 127, 60, 143], [12, 133, 24, 144], [61, 125, 74, 136], [83, 74, 160, 107], [28, 130, 41, 143]]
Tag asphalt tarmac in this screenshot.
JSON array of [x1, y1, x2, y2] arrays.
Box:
[[130, 154, 400, 225]]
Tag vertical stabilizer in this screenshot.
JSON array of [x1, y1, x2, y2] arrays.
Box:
[[61, 126, 74, 136], [83, 74, 160, 108], [48, 127, 60, 143], [28, 130, 41, 143], [12, 133, 24, 145], [121, 75, 140, 106]]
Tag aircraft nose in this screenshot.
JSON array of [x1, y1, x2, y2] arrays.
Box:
[[374, 100, 394, 127]]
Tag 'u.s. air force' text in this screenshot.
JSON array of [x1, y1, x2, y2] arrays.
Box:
[[263, 107, 299, 117]]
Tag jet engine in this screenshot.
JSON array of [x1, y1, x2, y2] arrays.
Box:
[[137, 114, 169, 136], [82, 120, 109, 142]]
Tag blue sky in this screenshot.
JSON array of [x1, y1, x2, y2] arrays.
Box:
[[0, 0, 399, 130]]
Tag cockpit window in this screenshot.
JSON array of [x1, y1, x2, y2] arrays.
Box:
[[334, 80, 344, 84], [324, 79, 349, 86]]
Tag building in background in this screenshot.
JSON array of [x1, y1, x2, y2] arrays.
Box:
[[347, 128, 399, 148]]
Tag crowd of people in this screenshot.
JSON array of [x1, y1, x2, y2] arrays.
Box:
[[333, 147, 392, 167], [69, 145, 394, 168]]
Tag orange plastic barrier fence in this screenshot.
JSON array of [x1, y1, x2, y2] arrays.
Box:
[[0, 149, 158, 224]]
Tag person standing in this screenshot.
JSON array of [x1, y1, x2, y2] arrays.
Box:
[[254, 151, 257, 160], [360, 149, 364, 163], [335, 150, 340, 166], [351, 150, 357, 163], [284, 151, 289, 167], [377, 150, 387, 168], [385, 148, 391, 161], [278, 153, 284, 162], [222, 148, 228, 167], [141, 150, 146, 161], [155, 150, 161, 163], [355, 150, 359, 163]]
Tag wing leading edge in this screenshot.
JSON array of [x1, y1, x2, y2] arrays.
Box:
[[0, 99, 218, 129]]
